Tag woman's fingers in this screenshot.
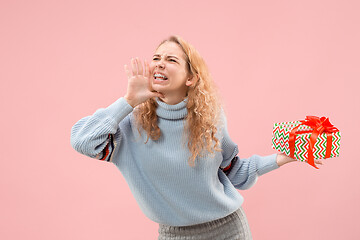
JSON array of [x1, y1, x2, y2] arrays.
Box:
[[151, 91, 165, 99], [128, 57, 147, 76], [144, 59, 149, 77], [313, 159, 324, 168], [145, 60, 152, 89], [124, 64, 131, 79], [136, 58, 144, 76], [315, 160, 323, 165], [131, 58, 138, 76]]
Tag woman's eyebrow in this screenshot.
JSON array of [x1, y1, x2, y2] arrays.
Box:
[[167, 55, 179, 60], [153, 54, 179, 60]]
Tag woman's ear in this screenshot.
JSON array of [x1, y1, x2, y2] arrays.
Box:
[[185, 75, 197, 87]]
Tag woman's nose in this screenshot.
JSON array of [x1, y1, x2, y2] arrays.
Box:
[[156, 60, 165, 69]]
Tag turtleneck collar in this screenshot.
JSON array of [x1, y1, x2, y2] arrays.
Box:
[[155, 97, 188, 120]]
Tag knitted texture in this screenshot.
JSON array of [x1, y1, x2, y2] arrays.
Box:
[[70, 97, 279, 226]]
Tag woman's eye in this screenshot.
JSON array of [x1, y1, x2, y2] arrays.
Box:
[[152, 57, 176, 63]]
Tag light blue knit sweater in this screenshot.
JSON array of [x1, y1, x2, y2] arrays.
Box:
[[70, 97, 279, 226]]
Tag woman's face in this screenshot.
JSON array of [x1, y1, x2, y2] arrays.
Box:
[[149, 41, 192, 100]]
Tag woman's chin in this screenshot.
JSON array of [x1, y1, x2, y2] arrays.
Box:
[[152, 84, 168, 93]]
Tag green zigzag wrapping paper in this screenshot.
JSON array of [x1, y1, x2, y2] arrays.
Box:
[[272, 121, 341, 161]]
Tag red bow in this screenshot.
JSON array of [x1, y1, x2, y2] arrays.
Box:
[[288, 116, 339, 169]]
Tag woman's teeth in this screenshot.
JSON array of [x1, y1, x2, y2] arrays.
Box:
[[154, 73, 168, 80]]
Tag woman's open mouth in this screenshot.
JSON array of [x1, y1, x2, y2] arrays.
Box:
[[153, 72, 169, 84], [154, 73, 168, 80]]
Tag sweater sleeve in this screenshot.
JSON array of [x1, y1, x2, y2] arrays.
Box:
[[219, 111, 279, 190], [221, 154, 279, 190], [70, 97, 134, 162]]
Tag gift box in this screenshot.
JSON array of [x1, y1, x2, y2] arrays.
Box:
[[272, 116, 341, 169]]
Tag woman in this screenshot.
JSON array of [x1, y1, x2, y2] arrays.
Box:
[[70, 35, 323, 240]]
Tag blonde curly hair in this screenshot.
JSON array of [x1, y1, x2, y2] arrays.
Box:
[[133, 35, 224, 167]]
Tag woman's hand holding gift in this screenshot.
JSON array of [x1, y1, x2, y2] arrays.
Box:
[[276, 153, 324, 167]]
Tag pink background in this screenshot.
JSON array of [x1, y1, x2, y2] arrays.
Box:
[[1, 0, 359, 239]]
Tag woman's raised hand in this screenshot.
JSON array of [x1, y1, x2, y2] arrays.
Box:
[[124, 57, 164, 107]]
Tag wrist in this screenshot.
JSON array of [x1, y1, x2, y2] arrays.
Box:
[[276, 153, 296, 167], [124, 95, 138, 108]]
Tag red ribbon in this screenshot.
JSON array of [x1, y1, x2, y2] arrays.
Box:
[[288, 116, 339, 169]]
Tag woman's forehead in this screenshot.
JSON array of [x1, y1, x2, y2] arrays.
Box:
[[154, 42, 185, 59]]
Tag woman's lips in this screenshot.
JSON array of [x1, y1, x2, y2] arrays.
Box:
[[153, 75, 169, 84], [152, 70, 169, 85]]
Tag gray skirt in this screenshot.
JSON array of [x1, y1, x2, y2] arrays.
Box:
[[158, 207, 252, 240]]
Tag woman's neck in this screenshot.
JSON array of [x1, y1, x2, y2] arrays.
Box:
[[157, 93, 187, 105]]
